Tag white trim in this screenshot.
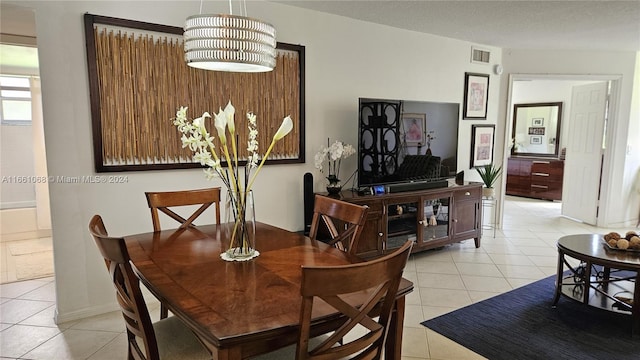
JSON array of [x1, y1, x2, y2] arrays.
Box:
[[0, 200, 36, 209], [54, 302, 120, 324]]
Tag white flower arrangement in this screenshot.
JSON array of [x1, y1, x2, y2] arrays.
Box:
[[173, 101, 292, 256], [173, 101, 292, 195], [314, 139, 356, 184]]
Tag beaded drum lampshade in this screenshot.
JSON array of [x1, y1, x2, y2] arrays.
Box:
[[183, 13, 276, 72]]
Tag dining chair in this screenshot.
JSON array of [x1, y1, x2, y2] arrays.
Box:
[[145, 187, 222, 319], [308, 194, 369, 256], [88, 215, 211, 360], [145, 187, 221, 232], [258, 240, 413, 359]]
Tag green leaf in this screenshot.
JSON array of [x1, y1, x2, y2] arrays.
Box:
[[475, 163, 503, 188]]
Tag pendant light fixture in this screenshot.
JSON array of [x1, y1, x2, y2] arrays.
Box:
[[183, 0, 276, 72]]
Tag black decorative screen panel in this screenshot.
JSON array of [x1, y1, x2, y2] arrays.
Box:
[[358, 99, 401, 187]]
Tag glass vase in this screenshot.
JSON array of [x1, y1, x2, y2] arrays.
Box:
[[223, 190, 257, 261]]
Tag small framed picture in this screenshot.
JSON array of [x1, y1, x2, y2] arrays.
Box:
[[401, 113, 426, 146], [532, 118, 544, 126], [530, 136, 543, 145], [528, 127, 545, 135], [463, 72, 490, 120], [470, 124, 495, 167]]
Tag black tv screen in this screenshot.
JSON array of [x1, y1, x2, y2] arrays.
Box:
[[357, 98, 459, 188]]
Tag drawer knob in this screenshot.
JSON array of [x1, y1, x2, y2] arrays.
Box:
[[378, 232, 383, 237], [465, 192, 471, 196]]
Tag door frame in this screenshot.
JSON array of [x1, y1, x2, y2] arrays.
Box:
[[500, 73, 622, 228]]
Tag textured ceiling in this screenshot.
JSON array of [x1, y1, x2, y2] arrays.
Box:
[[273, 0, 640, 51], [2, 1, 638, 52]]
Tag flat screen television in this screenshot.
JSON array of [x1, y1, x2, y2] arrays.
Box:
[[357, 98, 459, 188]]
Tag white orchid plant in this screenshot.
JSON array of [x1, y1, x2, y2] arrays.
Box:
[[314, 139, 356, 184], [173, 101, 292, 253]]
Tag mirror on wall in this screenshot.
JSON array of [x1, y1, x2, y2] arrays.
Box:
[[511, 102, 563, 157]]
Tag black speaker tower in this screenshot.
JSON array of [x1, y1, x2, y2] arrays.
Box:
[[303, 172, 314, 235]]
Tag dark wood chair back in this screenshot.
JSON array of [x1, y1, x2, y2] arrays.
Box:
[[88, 215, 160, 360], [296, 240, 412, 359], [308, 194, 369, 256], [145, 187, 221, 231]]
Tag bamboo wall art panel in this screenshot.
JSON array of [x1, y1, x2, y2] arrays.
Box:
[[84, 14, 305, 172]]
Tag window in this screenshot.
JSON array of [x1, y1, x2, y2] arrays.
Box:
[[0, 75, 32, 125]]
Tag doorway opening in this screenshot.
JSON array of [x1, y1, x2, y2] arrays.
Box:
[[502, 74, 621, 228], [0, 4, 53, 284]]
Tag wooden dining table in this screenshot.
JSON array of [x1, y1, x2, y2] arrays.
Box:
[[124, 222, 414, 360]]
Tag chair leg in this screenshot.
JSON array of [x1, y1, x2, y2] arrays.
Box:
[[160, 304, 168, 319]]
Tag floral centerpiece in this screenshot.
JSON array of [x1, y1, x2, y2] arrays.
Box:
[[173, 101, 292, 260], [314, 139, 356, 195]]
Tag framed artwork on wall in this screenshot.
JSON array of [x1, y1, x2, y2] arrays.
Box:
[[528, 127, 545, 135], [84, 14, 306, 172], [401, 113, 426, 146], [470, 124, 495, 167], [532, 118, 544, 126], [530, 136, 543, 145], [463, 72, 489, 120]]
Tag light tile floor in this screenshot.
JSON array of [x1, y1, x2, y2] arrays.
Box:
[[1, 196, 636, 359]]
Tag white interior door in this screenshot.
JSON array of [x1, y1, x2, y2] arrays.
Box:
[[561, 82, 608, 224]]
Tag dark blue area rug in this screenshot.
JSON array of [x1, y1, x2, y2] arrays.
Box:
[[421, 275, 640, 360]]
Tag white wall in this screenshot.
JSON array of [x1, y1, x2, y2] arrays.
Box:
[[500, 49, 640, 228], [1, 125, 35, 208], [11, 0, 502, 321]]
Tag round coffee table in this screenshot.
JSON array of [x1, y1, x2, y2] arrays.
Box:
[[553, 234, 640, 337]]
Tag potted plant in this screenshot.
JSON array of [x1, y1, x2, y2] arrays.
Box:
[[476, 163, 503, 198]]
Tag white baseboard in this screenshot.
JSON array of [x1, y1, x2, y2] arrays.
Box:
[[53, 292, 160, 324], [54, 302, 120, 324], [0, 229, 52, 242]]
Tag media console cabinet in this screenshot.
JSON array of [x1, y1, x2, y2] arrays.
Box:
[[322, 181, 483, 259]]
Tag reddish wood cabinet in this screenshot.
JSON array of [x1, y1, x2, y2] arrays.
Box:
[[328, 182, 482, 258], [506, 157, 564, 201]]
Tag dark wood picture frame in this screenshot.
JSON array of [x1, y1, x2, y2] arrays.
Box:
[[511, 102, 563, 158], [470, 124, 495, 168], [463, 72, 489, 120], [84, 13, 305, 172]]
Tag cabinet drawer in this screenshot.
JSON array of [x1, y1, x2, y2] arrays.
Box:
[[531, 160, 551, 173], [531, 171, 551, 179], [352, 200, 383, 213], [453, 187, 481, 201]]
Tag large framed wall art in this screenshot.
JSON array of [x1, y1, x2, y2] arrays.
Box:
[[84, 14, 305, 172]]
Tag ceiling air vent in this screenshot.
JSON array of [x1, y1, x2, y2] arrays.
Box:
[[471, 47, 490, 64]]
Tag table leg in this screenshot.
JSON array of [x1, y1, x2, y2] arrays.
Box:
[[552, 249, 564, 307], [202, 343, 241, 360], [633, 272, 640, 338], [602, 267, 611, 292], [386, 296, 406, 358], [583, 261, 592, 305]]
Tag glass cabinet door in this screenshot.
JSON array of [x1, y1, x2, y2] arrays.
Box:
[[386, 201, 418, 250], [420, 196, 450, 243]]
